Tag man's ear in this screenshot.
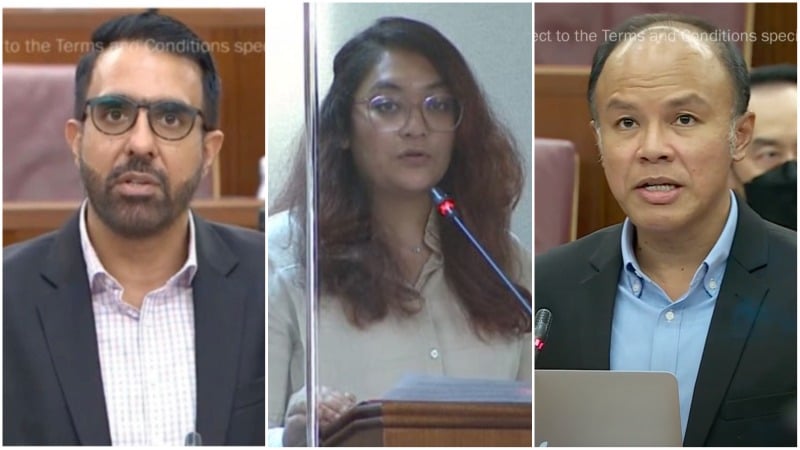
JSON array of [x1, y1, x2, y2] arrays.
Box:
[[65, 119, 83, 167], [590, 120, 603, 162], [201, 130, 224, 176], [730, 111, 755, 162]]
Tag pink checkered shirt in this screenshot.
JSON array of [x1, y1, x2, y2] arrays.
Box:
[[79, 202, 198, 445]]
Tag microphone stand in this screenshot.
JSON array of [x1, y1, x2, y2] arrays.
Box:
[[430, 187, 532, 317]]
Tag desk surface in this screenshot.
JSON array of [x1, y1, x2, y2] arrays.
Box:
[[4, 197, 264, 246]]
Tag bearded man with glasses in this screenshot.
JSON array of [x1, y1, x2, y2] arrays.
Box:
[[4, 11, 265, 446]]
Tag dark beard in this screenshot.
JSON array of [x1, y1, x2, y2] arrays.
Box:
[[79, 154, 202, 238]]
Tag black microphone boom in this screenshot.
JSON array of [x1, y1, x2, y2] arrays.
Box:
[[534, 308, 552, 360], [430, 187, 532, 317]]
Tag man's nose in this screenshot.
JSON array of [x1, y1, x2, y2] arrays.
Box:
[[126, 108, 157, 157], [637, 124, 674, 162]]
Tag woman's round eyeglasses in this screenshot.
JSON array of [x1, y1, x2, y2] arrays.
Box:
[[355, 94, 463, 132]]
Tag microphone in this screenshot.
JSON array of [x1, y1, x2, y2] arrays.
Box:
[[534, 308, 552, 360], [430, 187, 532, 317], [184, 431, 202, 446]]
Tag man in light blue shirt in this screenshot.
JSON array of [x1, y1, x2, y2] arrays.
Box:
[[611, 191, 737, 438], [536, 13, 796, 447]]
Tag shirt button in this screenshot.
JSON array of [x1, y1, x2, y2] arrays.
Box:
[[429, 348, 439, 359], [665, 310, 675, 321], [709, 279, 718, 290], [632, 281, 641, 294]]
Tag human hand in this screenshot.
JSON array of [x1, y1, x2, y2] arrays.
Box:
[[282, 386, 357, 446]]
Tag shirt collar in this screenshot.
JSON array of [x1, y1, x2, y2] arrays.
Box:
[[620, 190, 739, 298], [79, 199, 198, 293], [422, 207, 444, 263]]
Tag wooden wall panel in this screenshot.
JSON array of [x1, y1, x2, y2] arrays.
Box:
[[751, 3, 797, 67], [535, 68, 623, 239], [535, 3, 751, 66], [2, 8, 265, 197]]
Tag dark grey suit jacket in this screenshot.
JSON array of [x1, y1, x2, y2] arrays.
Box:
[[3, 212, 265, 445], [536, 200, 796, 446]]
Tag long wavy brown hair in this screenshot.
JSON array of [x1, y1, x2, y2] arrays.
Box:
[[271, 17, 529, 339]]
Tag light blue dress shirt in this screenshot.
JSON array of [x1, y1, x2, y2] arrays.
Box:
[[610, 191, 738, 439]]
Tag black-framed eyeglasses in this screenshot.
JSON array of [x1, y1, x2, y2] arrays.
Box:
[[355, 94, 463, 132], [83, 95, 209, 141]]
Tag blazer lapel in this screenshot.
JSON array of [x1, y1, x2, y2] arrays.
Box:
[[192, 216, 246, 444], [38, 213, 111, 444], [683, 203, 771, 446], [579, 227, 624, 370]]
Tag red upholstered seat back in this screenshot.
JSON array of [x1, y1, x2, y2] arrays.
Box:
[[535, 138, 579, 254]]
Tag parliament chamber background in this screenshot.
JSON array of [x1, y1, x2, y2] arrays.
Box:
[[2, 8, 265, 246]]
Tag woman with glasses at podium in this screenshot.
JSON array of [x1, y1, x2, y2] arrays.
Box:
[[268, 17, 531, 446]]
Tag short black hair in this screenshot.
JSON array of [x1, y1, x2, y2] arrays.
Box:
[[750, 64, 797, 87], [587, 13, 749, 121], [73, 11, 221, 128]]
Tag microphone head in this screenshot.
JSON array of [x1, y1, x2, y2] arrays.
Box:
[[430, 187, 458, 218], [534, 308, 552, 344], [185, 431, 202, 446], [430, 186, 449, 205]]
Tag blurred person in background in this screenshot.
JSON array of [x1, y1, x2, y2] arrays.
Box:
[[730, 64, 796, 229]]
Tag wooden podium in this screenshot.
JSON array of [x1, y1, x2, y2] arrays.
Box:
[[321, 400, 532, 447]]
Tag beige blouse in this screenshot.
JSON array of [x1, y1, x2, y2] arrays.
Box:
[[267, 210, 532, 427]]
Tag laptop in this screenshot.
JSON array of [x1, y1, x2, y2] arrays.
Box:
[[535, 370, 682, 447]]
